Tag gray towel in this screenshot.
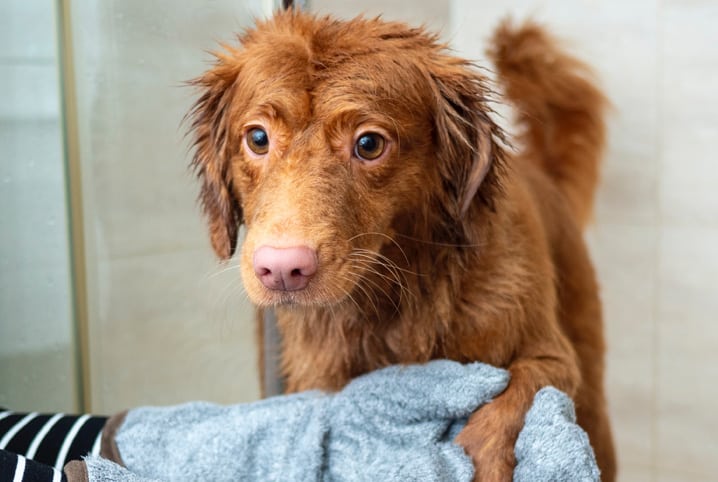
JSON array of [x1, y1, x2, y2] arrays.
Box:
[[83, 360, 599, 481]]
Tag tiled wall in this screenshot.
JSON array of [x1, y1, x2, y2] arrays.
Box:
[[0, 1, 79, 412], [312, 1, 717, 480]]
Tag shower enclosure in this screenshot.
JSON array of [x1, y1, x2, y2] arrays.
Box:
[[1, 0, 278, 414]]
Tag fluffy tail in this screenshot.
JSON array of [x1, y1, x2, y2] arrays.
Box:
[[488, 20, 607, 228]]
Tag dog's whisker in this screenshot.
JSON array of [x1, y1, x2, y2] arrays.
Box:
[[340, 276, 366, 313], [351, 248, 414, 276], [224, 278, 249, 306], [350, 268, 402, 314], [346, 232, 410, 267], [346, 255, 414, 307], [347, 252, 415, 311], [338, 272, 379, 318], [207, 282, 252, 333], [334, 284, 362, 316], [347, 256, 401, 285], [351, 251, 416, 298], [349, 252, 412, 298], [205, 262, 242, 280], [392, 232, 488, 249], [350, 248, 422, 277]]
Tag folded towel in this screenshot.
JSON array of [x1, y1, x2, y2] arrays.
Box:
[[72, 360, 599, 481]]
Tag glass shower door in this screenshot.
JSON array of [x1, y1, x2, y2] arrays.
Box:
[[0, 0, 79, 413], [65, 0, 271, 413]]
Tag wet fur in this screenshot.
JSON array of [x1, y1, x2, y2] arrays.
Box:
[[188, 11, 616, 481]]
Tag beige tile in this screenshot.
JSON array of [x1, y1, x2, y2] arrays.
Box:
[[606, 365, 654, 472], [311, 0, 450, 33], [587, 225, 657, 352], [655, 384, 718, 478], [618, 464, 655, 482], [451, 0, 659, 67], [597, 42, 659, 227], [595, 152, 658, 227], [89, 248, 259, 413], [659, 2, 718, 227], [655, 227, 718, 475], [658, 227, 718, 321], [595, 10, 659, 226], [588, 225, 657, 470], [658, 469, 716, 482]]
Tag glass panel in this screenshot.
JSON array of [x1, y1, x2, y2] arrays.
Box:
[[68, 1, 269, 413], [0, 0, 79, 412]]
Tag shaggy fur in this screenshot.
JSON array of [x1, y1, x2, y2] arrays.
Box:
[[188, 11, 616, 481]]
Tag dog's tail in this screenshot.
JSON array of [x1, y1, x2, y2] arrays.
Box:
[[488, 20, 607, 228]]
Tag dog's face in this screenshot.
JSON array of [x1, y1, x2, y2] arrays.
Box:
[[188, 12, 500, 307]]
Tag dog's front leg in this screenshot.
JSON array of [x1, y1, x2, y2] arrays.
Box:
[[455, 353, 580, 482]]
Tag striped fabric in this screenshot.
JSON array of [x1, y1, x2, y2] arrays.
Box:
[[0, 408, 107, 481], [0, 450, 66, 482]]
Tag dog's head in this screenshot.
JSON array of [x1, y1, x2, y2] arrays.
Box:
[[188, 11, 503, 306]]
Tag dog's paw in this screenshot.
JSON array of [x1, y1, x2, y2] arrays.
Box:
[[454, 403, 519, 482]]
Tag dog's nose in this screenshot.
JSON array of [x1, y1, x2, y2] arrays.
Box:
[[252, 245, 318, 291]]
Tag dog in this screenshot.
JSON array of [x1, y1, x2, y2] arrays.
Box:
[[188, 10, 616, 481]]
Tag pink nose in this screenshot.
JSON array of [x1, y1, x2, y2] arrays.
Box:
[[252, 245, 318, 291]]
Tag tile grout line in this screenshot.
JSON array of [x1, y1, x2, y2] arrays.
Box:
[[651, 0, 664, 480]]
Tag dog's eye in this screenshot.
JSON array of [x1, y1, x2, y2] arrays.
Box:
[[246, 127, 269, 155], [354, 133, 386, 161]]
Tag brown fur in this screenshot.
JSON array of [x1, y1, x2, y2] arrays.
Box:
[[188, 11, 616, 481]]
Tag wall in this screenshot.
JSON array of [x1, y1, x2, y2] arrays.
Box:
[[0, 0, 79, 412], [311, 1, 718, 480]]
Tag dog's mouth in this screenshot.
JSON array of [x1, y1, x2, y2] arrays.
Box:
[[243, 270, 355, 308], [251, 289, 327, 307], [242, 243, 410, 311]]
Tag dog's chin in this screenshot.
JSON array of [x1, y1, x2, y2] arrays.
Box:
[[248, 289, 343, 308], [242, 276, 351, 308]]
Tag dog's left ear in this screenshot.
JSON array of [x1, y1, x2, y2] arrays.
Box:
[[186, 52, 244, 260], [428, 57, 504, 217]]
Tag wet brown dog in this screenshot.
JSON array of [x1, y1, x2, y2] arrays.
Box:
[[188, 11, 616, 481]]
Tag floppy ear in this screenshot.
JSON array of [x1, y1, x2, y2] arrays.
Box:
[[428, 57, 505, 218], [187, 53, 243, 260]]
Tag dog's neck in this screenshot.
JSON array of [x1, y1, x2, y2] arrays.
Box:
[[274, 200, 500, 393]]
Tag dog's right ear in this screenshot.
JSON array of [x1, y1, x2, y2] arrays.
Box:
[[427, 55, 505, 220], [187, 52, 243, 260]]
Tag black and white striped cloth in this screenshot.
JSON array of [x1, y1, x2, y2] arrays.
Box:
[[0, 408, 107, 482]]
